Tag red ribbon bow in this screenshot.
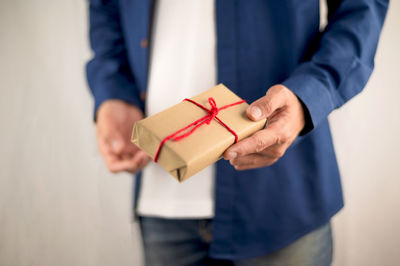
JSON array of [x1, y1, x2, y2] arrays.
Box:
[[154, 97, 246, 162]]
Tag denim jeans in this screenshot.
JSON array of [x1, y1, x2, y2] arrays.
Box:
[[139, 217, 333, 266]]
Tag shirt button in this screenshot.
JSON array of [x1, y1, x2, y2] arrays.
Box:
[[140, 38, 148, 48], [140, 91, 146, 101]]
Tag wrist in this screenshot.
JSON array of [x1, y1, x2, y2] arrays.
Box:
[[97, 99, 143, 121]]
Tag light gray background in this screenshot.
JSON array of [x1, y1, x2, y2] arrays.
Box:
[[0, 1, 399, 265]]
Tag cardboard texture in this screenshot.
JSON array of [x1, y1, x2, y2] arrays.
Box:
[[131, 84, 266, 182]]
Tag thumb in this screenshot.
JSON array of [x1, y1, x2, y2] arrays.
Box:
[[109, 134, 127, 154], [246, 85, 287, 121]]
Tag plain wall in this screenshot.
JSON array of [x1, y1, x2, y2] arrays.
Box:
[[0, 1, 398, 265]]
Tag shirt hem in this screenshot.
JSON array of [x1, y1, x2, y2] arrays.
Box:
[[210, 202, 344, 260], [137, 200, 215, 219]]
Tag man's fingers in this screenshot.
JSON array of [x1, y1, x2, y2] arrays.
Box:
[[108, 160, 135, 173], [107, 150, 150, 174], [97, 129, 124, 155], [229, 153, 278, 170], [137, 151, 151, 168], [110, 139, 124, 154], [107, 132, 132, 154], [246, 85, 288, 121], [223, 127, 279, 159], [107, 156, 138, 173], [98, 136, 113, 158], [102, 152, 123, 173], [125, 150, 151, 173], [229, 144, 287, 169], [97, 131, 148, 174], [95, 100, 146, 173]]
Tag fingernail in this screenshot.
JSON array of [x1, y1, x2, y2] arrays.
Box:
[[226, 152, 237, 160], [250, 106, 262, 119]]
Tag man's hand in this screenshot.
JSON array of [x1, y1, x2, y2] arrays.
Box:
[[96, 100, 150, 174], [223, 85, 305, 170]]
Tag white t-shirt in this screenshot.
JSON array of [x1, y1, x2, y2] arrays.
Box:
[[136, 0, 216, 218]]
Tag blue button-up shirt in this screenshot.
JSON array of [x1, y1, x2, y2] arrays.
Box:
[[86, 0, 388, 260]]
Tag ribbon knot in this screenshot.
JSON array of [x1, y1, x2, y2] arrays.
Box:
[[207, 98, 219, 124], [154, 96, 246, 162]]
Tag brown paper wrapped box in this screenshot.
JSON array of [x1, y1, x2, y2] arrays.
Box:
[[131, 84, 266, 182]]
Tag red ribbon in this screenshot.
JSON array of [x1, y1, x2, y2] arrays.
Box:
[[154, 97, 246, 162]]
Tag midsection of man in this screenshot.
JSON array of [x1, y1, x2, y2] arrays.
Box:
[[138, 0, 217, 219]]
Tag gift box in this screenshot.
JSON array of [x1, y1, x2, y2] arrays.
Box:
[[131, 84, 266, 182]]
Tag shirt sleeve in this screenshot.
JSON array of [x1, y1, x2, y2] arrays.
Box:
[[86, 0, 144, 120], [282, 0, 389, 135]]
